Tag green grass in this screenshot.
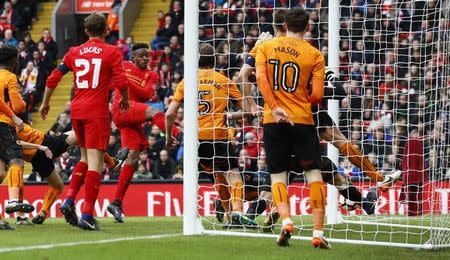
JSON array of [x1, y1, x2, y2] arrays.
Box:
[[0, 217, 448, 259]]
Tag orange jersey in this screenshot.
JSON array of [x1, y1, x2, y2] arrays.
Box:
[[173, 70, 242, 140], [249, 45, 259, 59], [255, 36, 325, 125], [17, 124, 45, 162], [0, 69, 26, 126]]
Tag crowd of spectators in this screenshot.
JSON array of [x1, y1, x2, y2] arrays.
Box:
[[0, 0, 57, 124], [41, 0, 449, 184]]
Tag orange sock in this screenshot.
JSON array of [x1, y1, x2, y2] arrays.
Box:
[[309, 182, 326, 231], [272, 182, 290, 220], [42, 187, 62, 214], [340, 142, 384, 182], [214, 174, 231, 214], [231, 181, 244, 212], [103, 153, 116, 169]]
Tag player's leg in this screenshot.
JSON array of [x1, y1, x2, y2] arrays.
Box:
[[213, 172, 231, 223], [108, 147, 140, 223], [0, 159, 14, 230], [295, 124, 330, 249], [227, 169, 244, 213], [321, 125, 384, 181], [321, 157, 377, 214], [0, 123, 34, 214], [78, 118, 110, 231], [59, 119, 87, 225], [33, 170, 64, 224], [144, 105, 181, 139], [60, 148, 87, 226], [264, 123, 294, 246], [78, 148, 103, 230]]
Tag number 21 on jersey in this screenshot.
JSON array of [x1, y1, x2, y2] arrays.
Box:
[[75, 58, 102, 89]]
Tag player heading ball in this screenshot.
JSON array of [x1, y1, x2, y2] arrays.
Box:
[[255, 7, 330, 248]]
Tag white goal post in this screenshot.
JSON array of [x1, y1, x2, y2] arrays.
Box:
[[183, 0, 450, 250]]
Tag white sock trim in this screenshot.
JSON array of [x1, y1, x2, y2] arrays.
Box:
[[313, 230, 324, 238], [282, 218, 293, 227]]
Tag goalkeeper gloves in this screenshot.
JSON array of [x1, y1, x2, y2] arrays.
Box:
[[255, 31, 273, 47]]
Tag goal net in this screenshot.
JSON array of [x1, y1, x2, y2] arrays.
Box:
[[183, 0, 450, 249]]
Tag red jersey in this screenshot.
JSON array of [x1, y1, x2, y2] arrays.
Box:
[[113, 61, 159, 104], [46, 38, 127, 119]]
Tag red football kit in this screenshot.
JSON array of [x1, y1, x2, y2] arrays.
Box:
[[112, 61, 159, 150], [47, 38, 127, 151]]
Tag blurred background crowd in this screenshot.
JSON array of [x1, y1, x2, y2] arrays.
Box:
[[11, 0, 449, 184]]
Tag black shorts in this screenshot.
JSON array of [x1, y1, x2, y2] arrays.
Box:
[[243, 171, 271, 193], [198, 140, 238, 173], [31, 134, 69, 179], [263, 123, 322, 173], [0, 122, 23, 163], [42, 134, 69, 158], [313, 108, 335, 134]]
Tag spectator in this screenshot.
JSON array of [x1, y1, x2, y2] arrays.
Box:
[[23, 32, 36, 54], [1, 1, 24, 34], [0, 15, 14, 34], [168, 0, 183, 26], [39, 28, 58, 62], [172, 163, 183, 180], [107, 135, 121, 156], [57, 151, 76, 178], [17, 40, 28, 70], [19, 61, 38, 122], [3, 29, 17, 46], [399, 131, 427, 216], [134, 163, 159, 180], [106, 0, 122, 44], [151, 14, 176, 50], [49, 112, 71, 136], [152, 149, 176, 179], [147, 135, 162, 162], [116, 38, 131, 60]]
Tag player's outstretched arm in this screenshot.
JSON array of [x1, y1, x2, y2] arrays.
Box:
[[21, 141, 53, 159], [165, 100, 181, 149]]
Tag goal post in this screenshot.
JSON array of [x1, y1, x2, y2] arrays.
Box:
[[183, 0, 202, 236], [183, 0, 450, 250]]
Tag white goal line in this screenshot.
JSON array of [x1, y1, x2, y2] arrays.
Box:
[[204, 230, 439, 250], [0, 233, 181, 253]]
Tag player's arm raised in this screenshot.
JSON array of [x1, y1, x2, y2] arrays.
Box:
[[308, 53, 326, 105]]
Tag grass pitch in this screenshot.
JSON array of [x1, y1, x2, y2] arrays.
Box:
[[0, 217, 448, 259]]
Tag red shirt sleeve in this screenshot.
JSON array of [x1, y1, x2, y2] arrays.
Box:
[[46, 50, 72, 89]]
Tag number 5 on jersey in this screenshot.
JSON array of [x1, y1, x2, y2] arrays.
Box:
[[75, 58, 102, 89]]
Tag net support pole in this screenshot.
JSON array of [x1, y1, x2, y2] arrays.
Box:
[[183, 0, 202, 235], [326, 0, 342, 225]]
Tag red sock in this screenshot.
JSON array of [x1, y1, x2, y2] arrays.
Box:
[[82, 170, 102, 216], [153, 112, 180, 138], [114, 164, 135, 202], [66, 162, 88, 200]]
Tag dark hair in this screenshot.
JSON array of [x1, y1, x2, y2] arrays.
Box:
[[0, 45, 18, 65], [273, 9, 288, 33], [198, 43, 215, 68], [84, 12, 107, 37], [285, 7, 310, 33], [132, 43, 149, 52]]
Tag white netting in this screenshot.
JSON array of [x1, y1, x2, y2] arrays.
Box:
[[190, 0, 450, 249]]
